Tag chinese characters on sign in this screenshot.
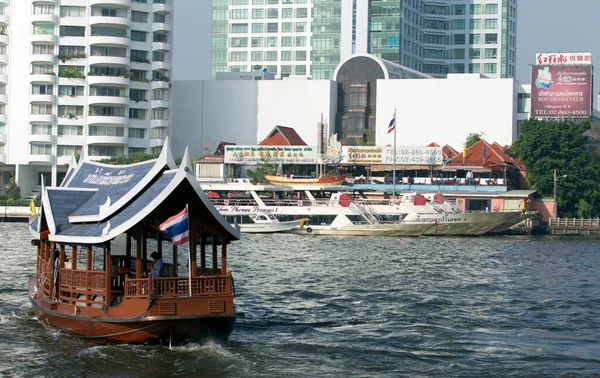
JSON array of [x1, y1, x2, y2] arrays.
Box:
[[224, 145, 317, 164], [342, 146, 443, 165], [535, 52, 592, 66]]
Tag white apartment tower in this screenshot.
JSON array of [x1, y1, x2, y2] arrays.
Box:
[[1, 0, 173, 197]]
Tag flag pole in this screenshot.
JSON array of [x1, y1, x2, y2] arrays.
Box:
[[186, 203, 192, 297], [392, 108, 396, 199]]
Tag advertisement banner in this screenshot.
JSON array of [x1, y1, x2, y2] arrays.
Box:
[[342, 146, 443, 165], [535, 52, 592, 66], [224, 145, 317, 165], [530, 65, 592, 118]]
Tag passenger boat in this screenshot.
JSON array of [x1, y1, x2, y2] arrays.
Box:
[[236, 214, 307, 233], [199, 182, 525, 236], [28, 143, 243, 345], [264, 175, 346, 186]]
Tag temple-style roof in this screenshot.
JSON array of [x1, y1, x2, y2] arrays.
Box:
[[259, 125, 307, 146], [445, 139, 523, 171], [30, 140, 240, 245]]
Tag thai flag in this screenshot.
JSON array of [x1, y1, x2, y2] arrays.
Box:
[[387, 111, 396, 134], [159, 207, 189, 246]]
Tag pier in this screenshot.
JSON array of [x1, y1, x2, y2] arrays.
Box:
[[548, 218, 600, 236]]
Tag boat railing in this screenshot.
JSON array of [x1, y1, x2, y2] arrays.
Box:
[[58, 268, 108, 306], [350, 201, 380, 224], [124, 274, 232, 299]]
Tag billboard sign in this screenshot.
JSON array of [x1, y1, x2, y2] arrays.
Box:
[[224, 145, 317, 165], [535, 52, 592, 66], [342, 146, 443, 165], [530, 64, 592, 118]]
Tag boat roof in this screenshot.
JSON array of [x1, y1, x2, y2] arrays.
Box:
[[30, 140, 240, 245], [199, 182, 373, 193]]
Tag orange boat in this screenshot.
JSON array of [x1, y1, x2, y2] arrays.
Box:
[[264, 175, 346, 186], [28, 144, 243, 345]]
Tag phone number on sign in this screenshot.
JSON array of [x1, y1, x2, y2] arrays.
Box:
[[534, 109, 589, 116]]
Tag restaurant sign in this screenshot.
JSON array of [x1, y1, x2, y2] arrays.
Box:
[[342, 146, 443, 165], [224, 145, 317, 165]]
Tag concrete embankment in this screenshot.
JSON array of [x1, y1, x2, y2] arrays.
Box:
[[0, 207, 32, 222]]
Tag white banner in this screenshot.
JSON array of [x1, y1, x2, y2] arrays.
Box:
[[342, 146, 443, 165], [536, 52, 592, 66], [224, 145, 317, 165]]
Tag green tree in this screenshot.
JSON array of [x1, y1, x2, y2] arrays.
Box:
[[5, 174, 20, 200], [98, 153, 159, 165], [466, 132, 483, 148], [245, 157, 278, 184], [507, 119, 600, 217]]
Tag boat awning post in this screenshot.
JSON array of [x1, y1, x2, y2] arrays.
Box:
[[172, 243, 178, 277], [136, 227, 142, 279], [86, 246, 92, 271], [125, 232, 131, 269], [212, 237, 218, 275], [105, 242, 111, 307], [221, 238, 227, 276], [71, 246, 77, 270], [59, 244, 65, 269], [200, 234, 206, 272]]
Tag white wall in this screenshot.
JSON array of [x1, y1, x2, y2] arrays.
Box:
[[172, 79, 337, 159], [376, 77, 518, 151]]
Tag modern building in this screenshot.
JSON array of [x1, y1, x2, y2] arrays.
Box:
[[211, 0, 517, 80], [1, 0, 173, 197]]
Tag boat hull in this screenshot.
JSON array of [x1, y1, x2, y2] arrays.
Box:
[[416, 211, 523, 236], [238, 220, 301, 233], [264, 175, 346, 186], [288, 222, 433, 237]]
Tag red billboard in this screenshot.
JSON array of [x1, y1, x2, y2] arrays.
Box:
[[530, 65, 592, 118]]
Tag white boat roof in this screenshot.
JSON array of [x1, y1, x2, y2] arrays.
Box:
[[199, 182, 372, 193]]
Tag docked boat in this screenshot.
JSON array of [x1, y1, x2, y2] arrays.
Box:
[[28, 143, 243, 345], [288, 214, 434, 237], [236, 214, 307, 233], [264, 174, 346, 186]]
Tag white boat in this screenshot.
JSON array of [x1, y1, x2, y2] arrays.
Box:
[[199, 182, 526, 236], [235, 214, 306, 233]]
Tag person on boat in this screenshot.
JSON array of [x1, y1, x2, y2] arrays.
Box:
[[149, 251, 165, 278]]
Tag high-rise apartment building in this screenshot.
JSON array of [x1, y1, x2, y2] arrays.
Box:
[[211, 0, 517, 80], [1, 0, 173, 195]]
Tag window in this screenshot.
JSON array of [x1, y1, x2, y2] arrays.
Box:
[[60, 6, 86, 17], [32, 44, 54, 55], [282, 22, 293, 33], [58, 45, 86, 58], [0, 84, 5, 95], [267, 8, 278, 18], [231, 9, 248, 19], [152, 51, 166, 62], [88, 146, 125, 157], [91, 26, 127, 37], [453, 4, 466, 15], [295, 50, 306, 61], [281, 65, 292, 75], [281, 36, 293, 47], [453, 49, 465, 59], [152, 32, 168, 43], [129, 128, 145, 138], [131, 30, 147, 42], [31, 84, 53, 95], [152, 108, 167, 120], [469, 33, 481, 44], [295, 65, 306, 75], [296, 8, 307, 18], [470, 19, 481, 30], [130, 89, 147, 101], [251, 37, 263, 47], [30, 143, 52, 155], [484, 48, 497, 59], [485, 3, 499, 14], [267, 23, 278, 33], [295, 36, 306, 47], [453, 34, 465, 45], [129, 108, 146, 119], [252, 23, 264, 33], [31, 124, 52, 135], [281, 51, 292, 61], [33, 4, 55, 15], [282, 8, 293, 18], [469, 48, 481, 59], [267, 37, 278, 47], [295, 22, 307, 32], [266, 51, 277, 61], [231, 51, 247, 61], [58, 125, 83, 136], [90, 66, 128, 77], [251, 51, 263, 61], [60, 26, 85, 37], [91, 46, 127, 57], [89, 87, 125, 97], [231, 23, 248, 33], [33, 23, 54, 35], [485, 33, 497, 44], [152, 89, 167, 100], [91, 7, 127, 17], [57, 145, 82, 156], [153, 13, 166, 23], [131, 49, 149, 62], [131, 11, 148, 23], [484, 63, 497, 74], [31, 64, 54, 75], [485, 19, 498, 29], [89, 125, 125, 137], [58, 105, 84, 117], [252, 9, 264, 19], [470, 4, 482, 15], [129, 147, 146, 154], [31, 103, 53, 115], [89, 106, 126, 117], [452, 19, 465, 30]]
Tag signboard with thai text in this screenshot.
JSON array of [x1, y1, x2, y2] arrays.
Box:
[[224, 145, 317, 164], [535, 52, 592, 66], [342, 146, 443, 165], [530, 64, 592, 118]]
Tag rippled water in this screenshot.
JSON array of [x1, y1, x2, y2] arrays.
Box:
[[1, 222, 600, 377]]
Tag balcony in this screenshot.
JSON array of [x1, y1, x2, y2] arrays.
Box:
[[150, 80, 169, 90], [28, 153, 53, 164], [30, 94, 55, 103], [0, 133, 6, 145], [88, 55, 130, 67], [150, 100, 169, 109], [29, 114, 54, 123], [0, 94, 7, 105], [150, 119, 168, 129], [88, 95, 130, 106], [57, 114, 84, 124], [30, 74, 56, 84], [31, 33, 58, 45], [153, 3, 172, 14], [0, 15, 8, 26], [31, 14, 58, 25], [87, 75, 130, 86], [89, 16, 130, 28], [0, 114, 6, 124], [31, 54, 57, 64], [0, 153, 5, 164], [0, 74, 6, 84], [150, 137, 166, 148], [57, 135, 84, 147], [151, 61, 170, 71], [0, 34, 7, 45], [90, 0, 131, 6], [29, 133, 54, 144], [152, 42, 170, 52], [87, 135, 128, 145], [0, 54, 6, 65], [89, 35, 130, 47], [152, 22, 171, 33], [87, 115, 129, 126]]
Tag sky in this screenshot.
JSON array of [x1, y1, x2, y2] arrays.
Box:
[[173, 0, 600, 105]]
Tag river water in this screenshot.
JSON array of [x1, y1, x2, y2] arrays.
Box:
[[1, 222, 599, 377]]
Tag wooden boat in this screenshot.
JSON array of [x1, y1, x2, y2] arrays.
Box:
[[236, 214, 307, 233], [264, 175, 346, 186], [28, 142, 243, 345]]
